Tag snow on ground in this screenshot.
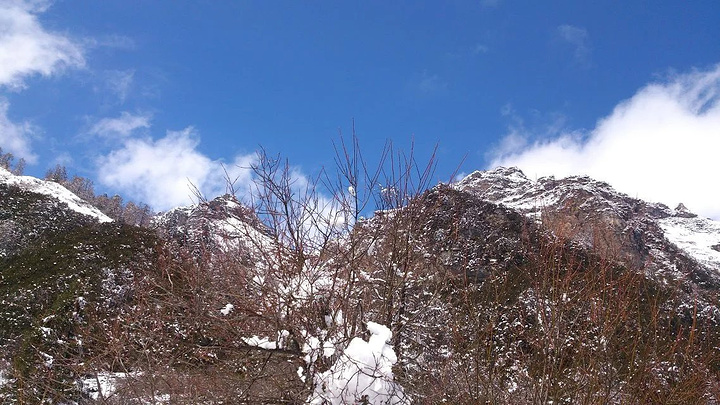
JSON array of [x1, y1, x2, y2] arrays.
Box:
[[81, 372, 170, 403], [308, 322, 408, 405], [659, 216, 720, 272], [0, 167, 112, 223], [81, 372, 128, 400]]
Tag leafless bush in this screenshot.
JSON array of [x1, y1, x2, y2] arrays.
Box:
[[412, 211, 720, 404], [66, 133, 720, 404]]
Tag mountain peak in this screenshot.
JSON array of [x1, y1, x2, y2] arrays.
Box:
[[674, 203, 697, 218], [454, 166, 720, 276], [460, 166, 529, 185], [152, 193, 272, 262]]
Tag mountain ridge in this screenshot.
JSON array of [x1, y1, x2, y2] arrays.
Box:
[[457, 166, 720, 276], [2, 165, 720, 403]]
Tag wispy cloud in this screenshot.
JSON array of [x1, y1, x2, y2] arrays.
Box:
[[89, 111, 151, 138], [472, 43, 489, 55], [445, 43, 490, 60], [416, 70, 447, 94], [103, 69, 135, 103], [0, 0, 85, 90], [557, 24, 591, 66], [489, 64, 720, 220], [84, 34, 135, 50], [0, 98, 37, 163], [97, 127, 256, 210]]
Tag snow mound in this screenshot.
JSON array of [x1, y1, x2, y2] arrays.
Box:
[[308, 322, 408, 404], [0, 167, 112, 223]]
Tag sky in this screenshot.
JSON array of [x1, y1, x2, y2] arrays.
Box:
[[1, 0, 719, 219]]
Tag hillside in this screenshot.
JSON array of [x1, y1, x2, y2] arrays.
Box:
[[1, 166, 720, 403], [0, 168, 159, 402]]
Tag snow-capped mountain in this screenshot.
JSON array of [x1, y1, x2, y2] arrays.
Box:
[[456, 167, 720, 282], [152, 194, 275, 265]]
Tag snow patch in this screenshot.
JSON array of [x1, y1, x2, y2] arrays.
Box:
[[0, 368, 10, 389], [39, 352, 53, 368], [308, 322, 408, 404], [82, 372, 127, 400], [220, 303, 234, 315], [243, 335, 278, 350], [659, 216, 720, 271], [243, 330, 290, 350], [81, 372, 170, 402], [0, 167, 112, 223]]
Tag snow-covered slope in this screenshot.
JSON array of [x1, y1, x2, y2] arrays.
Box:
[[152, 194, 275, 261], [0, 167, 111, 223], [658, 215, 720, 271], [456, 167, 720, 275]]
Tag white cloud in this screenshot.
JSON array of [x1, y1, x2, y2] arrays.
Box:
[[490, 64, 720, 220], [97, 126, 350, 240], [104, 69, 134, 103], [0, 98, 37, 162], [89, 111, 151, 138], [0, 0, 85, 89], [49, 151, 72, 166], [97, 127, 256, 210], [557, 24, 590, 65], [0, 0, 86, 162]]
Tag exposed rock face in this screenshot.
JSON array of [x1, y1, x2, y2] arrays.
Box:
[[352, 169, 720, 403], [674, 203, 697, 218], [455, 167, 720, 286], [151, 194, 274, 266], [412, 186, 535, 282], [153, 194, 259, 242]]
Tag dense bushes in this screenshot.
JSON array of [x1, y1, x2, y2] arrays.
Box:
[[2, 138, 720, 403]]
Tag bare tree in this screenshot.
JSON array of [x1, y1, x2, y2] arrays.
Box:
[[0, 147, 25, 175], [45, 164, 69, 183]]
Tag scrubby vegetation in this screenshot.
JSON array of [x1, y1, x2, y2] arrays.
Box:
[[1, 138, 720, 403], [0, 182, 159, 402]]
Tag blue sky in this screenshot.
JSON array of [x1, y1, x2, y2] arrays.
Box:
[[1, 0, 719, 218]]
